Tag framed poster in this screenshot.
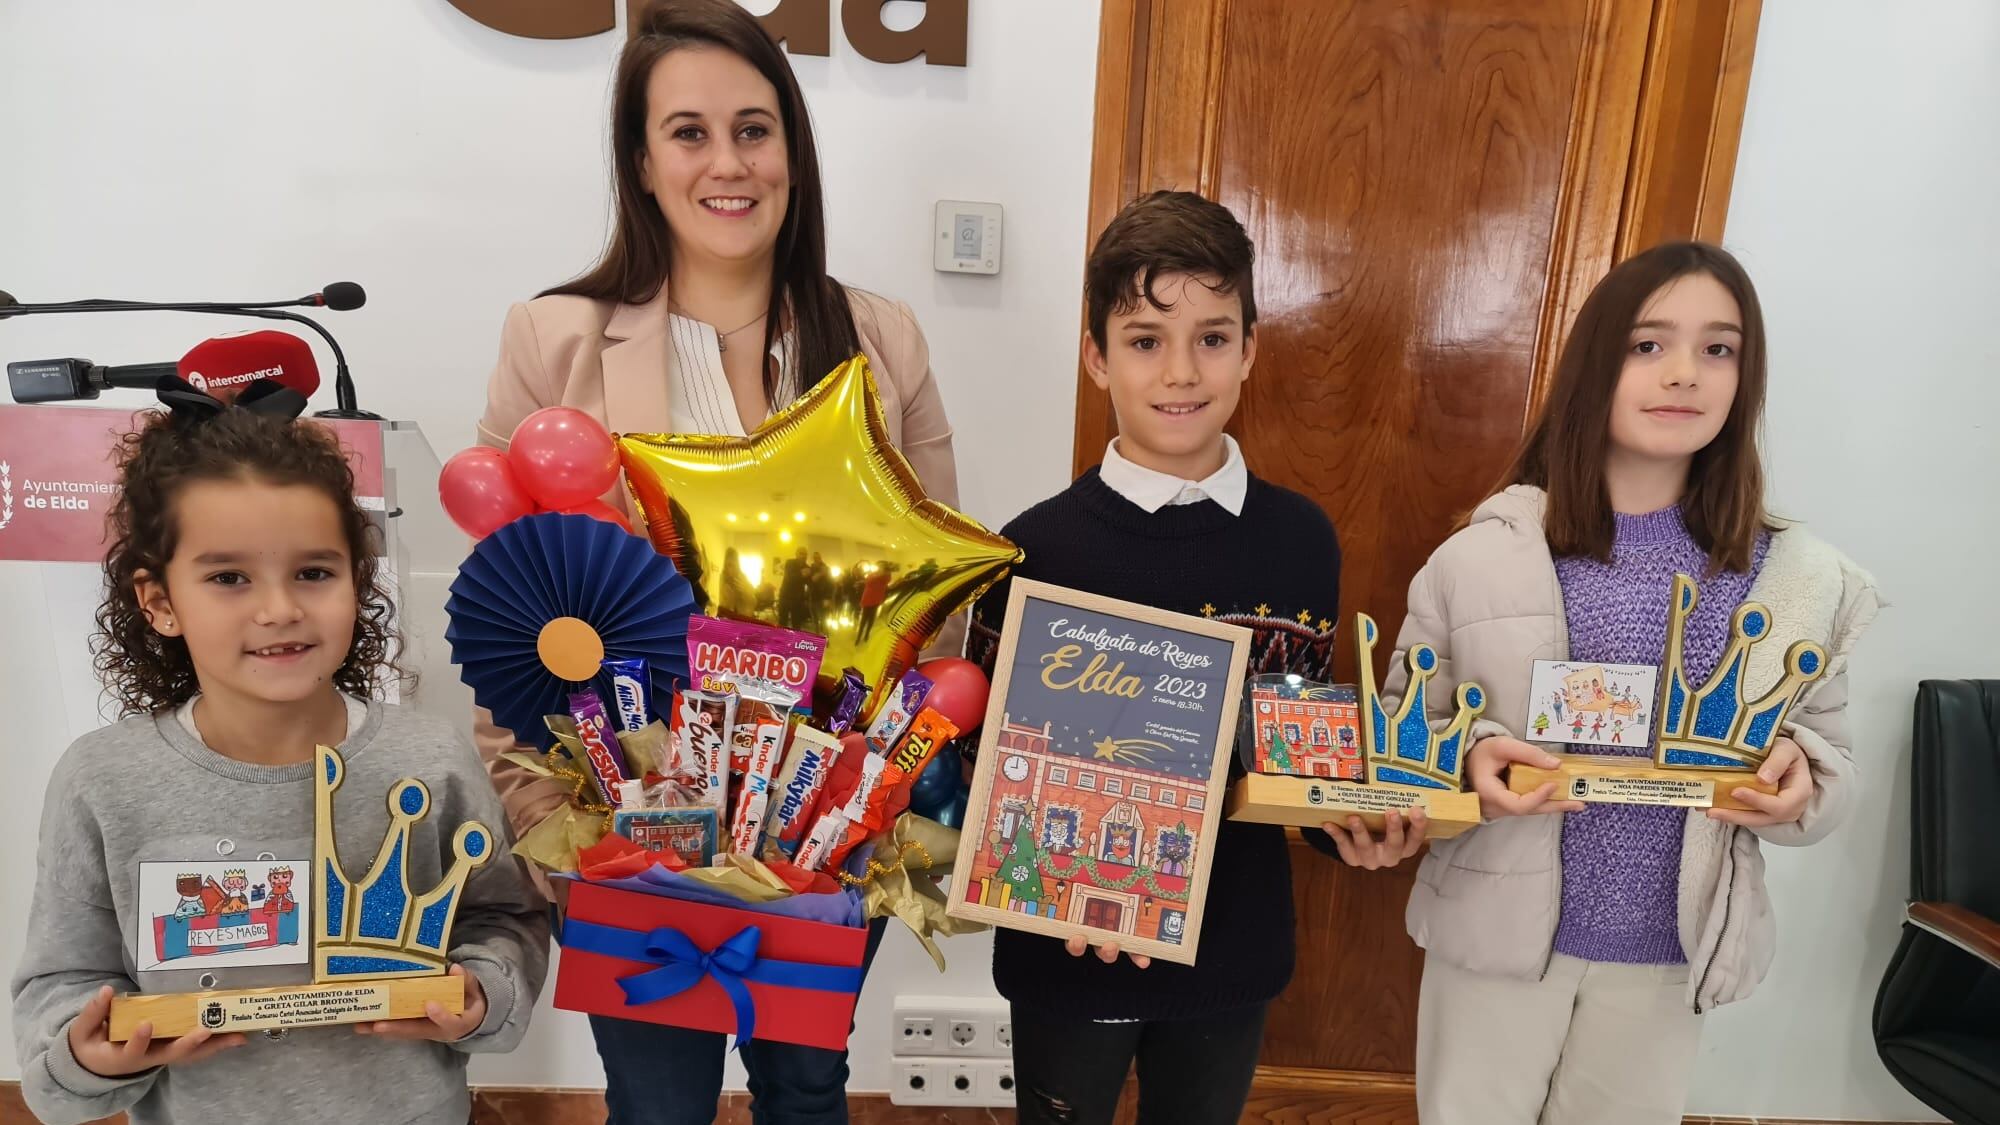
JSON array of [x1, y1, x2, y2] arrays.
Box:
[[946, 579, 1251, 965]]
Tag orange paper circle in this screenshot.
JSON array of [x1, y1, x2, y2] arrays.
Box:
[[537, 617, 605, 682]]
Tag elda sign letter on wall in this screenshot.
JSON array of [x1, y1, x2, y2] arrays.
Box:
[[446, 0, 968, 66]]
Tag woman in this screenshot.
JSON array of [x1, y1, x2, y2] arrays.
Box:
[[473, 2, 959, 1121]]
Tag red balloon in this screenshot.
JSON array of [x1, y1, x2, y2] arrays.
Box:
[[507, 406, 620, 511], [561, 498, 635, 534], [439, 446, 536, 538], [914, 657, 991, 733]]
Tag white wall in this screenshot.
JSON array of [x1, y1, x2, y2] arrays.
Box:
[[5, 0, 1995, 1118], [0, 0, 1102, 1096], [1690, 0, 2000, 1119]]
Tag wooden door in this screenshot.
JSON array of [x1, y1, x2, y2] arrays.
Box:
[[1077, 0, 1761, 1113]]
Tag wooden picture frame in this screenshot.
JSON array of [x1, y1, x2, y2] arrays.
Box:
[[946, 579, 1251, 966]]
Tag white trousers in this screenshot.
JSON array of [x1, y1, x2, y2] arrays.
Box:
[[1416, 952, 1704, 1125]]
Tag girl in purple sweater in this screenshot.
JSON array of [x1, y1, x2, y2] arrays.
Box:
[[1378, 243, 1880, 1123]]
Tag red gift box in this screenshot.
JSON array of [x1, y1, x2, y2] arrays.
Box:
[[554, 881, 867, 1051]]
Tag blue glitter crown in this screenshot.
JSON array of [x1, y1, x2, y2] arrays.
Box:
[[312, 746, 493, 981], [1655, 573, 1827, 770], [1354, 613, 1486, 790]]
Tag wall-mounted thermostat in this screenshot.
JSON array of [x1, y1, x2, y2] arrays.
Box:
[[934, 200, 1002, 275]]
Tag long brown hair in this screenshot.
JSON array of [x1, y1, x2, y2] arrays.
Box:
[[93, 409, 400, 715], [545, 0, 859, 403], [1503, 241, 1773, 572]]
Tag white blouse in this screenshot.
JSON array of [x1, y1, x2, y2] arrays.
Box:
[[665, 313, 798, 436]]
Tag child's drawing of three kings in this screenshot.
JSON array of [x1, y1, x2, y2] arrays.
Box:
[[135, 858, 309, 973]]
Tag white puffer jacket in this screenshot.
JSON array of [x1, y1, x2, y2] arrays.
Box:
[[1394, 486, 1881, 1012]]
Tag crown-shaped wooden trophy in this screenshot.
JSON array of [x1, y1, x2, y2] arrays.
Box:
[[1509, 573, 1827, 808], [1226, 613, 1484, 839], [109, 746, 492, 1039]]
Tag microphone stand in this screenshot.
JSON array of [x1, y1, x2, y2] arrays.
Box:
[[0, 297, 380, 419]]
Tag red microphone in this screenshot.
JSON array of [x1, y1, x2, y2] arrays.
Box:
[[176, 330, 321, 404]]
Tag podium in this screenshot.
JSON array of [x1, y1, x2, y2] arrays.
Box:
[[0, 406, 475, 1008]]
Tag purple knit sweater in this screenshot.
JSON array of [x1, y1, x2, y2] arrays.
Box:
[[1551, 506, 1768, 964]]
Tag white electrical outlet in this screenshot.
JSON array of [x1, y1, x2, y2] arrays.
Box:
[[888, 1000, 1018, 1108], [892, 996, 1011, 1058], [948, 1019, 978, 1050], [890, 1058, 1017, 1107], [984, 1059, 1017, 1103], [946, 1061, 980, 1101], [891, 1060, 938, 1106], [896, 1013, 936, 1052]]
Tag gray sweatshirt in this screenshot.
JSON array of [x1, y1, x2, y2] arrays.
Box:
[[11, 700, 550, 1125]]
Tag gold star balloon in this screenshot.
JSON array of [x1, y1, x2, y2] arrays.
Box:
[[619, 356, 1021, 720]]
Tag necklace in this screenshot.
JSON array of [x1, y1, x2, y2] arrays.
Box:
[[674, 303, 767, 353]]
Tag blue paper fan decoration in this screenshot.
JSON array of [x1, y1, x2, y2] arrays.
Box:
[[445, 512, 695, 750]]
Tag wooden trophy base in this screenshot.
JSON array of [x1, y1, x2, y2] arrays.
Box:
[[1226, 773, 1482, 839], [1507, 753, 1777, 810], [109, 975, 465, 1040]]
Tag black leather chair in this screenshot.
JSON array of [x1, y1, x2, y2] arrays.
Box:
[[1874, 680, 2000, 1123]]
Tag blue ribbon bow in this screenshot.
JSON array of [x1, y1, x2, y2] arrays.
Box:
[[560, 918, 862, 1045]]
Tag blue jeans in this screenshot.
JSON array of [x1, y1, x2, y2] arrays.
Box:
[[589, 916, 887, 1125]]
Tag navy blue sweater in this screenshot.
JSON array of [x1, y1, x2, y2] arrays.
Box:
[[969, 467, 1344, 1020]]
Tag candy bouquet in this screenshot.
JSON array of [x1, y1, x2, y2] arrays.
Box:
[[436, 373, 1018, 1048], [496, 618, 984, 1047]]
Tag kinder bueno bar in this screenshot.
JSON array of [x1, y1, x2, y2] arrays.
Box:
[[765, 726, 844, 860], [602, 657, 651, 734], [687, 615, 825, 707], [569, 689, 630, 804], [728, 712, 791, 855], [668, 689, 734, 810]]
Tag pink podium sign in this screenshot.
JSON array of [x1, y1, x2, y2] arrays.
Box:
[[0, 404, 384, 564]]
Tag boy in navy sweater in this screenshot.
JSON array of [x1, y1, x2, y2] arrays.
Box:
[[968, 191, 1422, 1124]]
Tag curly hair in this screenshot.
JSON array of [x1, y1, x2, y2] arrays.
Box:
[[93, 408, 403, 715]]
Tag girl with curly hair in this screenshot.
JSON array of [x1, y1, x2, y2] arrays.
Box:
[[12, 402, 547, 1125]]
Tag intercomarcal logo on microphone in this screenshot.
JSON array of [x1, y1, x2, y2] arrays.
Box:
[[185, 368, 277, 393]]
